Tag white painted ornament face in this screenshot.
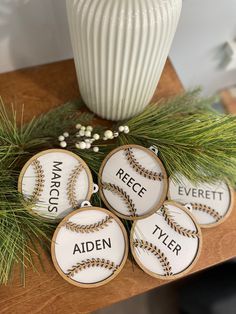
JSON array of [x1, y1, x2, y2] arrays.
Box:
[[18, 149, 93, 220], [130, 201, 202, 279], [168, 175, 233, 228], [51, 207, 128, 288], [99, 145, 168, 220]]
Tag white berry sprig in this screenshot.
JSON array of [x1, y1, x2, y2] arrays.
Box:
[[58, 124, 130, 152]]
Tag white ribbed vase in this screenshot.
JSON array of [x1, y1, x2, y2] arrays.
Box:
[[66, 0, 182, 121]]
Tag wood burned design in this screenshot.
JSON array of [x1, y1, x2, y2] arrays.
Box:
[[161, 206, 199, 239], [63, 215, 113, 233], [67, 164, 83, 208], [132, 239, 172, 276], [66, 258, 119, 278], [30, 159, 45, 203], [191, 203, 222, 222], [101, 182, 137, 217], [125, 148, 163, 181]]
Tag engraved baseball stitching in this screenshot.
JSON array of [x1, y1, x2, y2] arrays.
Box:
[[66, 258, 119, 278], [125, 148, 163, 181], [132, 239, 172, 276], [30, 159, 45, 203], [191, 203, 223, 222], [161, 206, 199, 238], [67, 164, 83, 208], [101, 182, 137, 217], [63, 215, 113, 233]]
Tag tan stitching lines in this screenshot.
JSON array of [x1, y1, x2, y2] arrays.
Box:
[[161, 206, 199, 238], [191, 203, 222, 222], [31, 159, 45, 203], [66, 258, 119, 278], [67, 164, 83, 208], [63, 215, 113, 233], [101, 182, 137, 217], [125, 148, 163, 181], [133, 239, 172, 276]]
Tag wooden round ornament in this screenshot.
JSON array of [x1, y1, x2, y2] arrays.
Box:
[[130, 201, 202, 280], [99, 144, 168, 220], [18, 149, 93, 220], [51, 206, 128, 288], [168, 175, 234, 228]]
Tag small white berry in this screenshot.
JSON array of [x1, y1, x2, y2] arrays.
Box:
[[58, 135, 65, 142], [124, 126, 129, 131], [103, 137, 108, 141], [79, 130, 85, 136], [86, 142, 91, 149], [76, 132, 81, 138], [124, 128, 130, 134], [63, 132, 69, 138], [93, 133, 100, 140], [75, 143, 80, 149], [93, 147, 99, 152], [85, 139, 91, 143], [118, 126, 125, 132], [60, 141, 67, 148], [85, 130, 91, 137], [76, 123, 82, 129], [79, 141, 86, 149], [81, 126, 86, 131], [104, 130, 113, 139], [113, 131, 119, 138], [86, 126, 93, 132]]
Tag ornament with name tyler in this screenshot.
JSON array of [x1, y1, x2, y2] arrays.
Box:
[[99, 144, 168, 220], [18, 149, 93, 220], [168, 175, 233, 228], [51, 207, 128, 288], [130, 201, 202, 280]]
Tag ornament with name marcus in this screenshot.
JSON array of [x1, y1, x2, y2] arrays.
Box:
[[168, 174, 234, 228], [130, 201, 202, 280], [51, 206, 128, 288], [18, 149, 93, 220], [99, 144, 168, 220]]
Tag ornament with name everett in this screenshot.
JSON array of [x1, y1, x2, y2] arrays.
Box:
[[18, 149, 93, 220], [99, 144, 168, 220], [168, 174, 234, 228], [130, 201, 202, 280], [51, 207, 128, 288]]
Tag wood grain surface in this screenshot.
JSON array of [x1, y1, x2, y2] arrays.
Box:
[[1, 59, 236, 314], [221, 89, 236, 114]]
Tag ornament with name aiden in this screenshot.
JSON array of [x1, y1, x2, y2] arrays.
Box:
[[130, 201, 202, 280], [18, 149, 93, 220], [51, 207, 128, 288], [168, 175, 233, 228], [99, 144, 168, 220]]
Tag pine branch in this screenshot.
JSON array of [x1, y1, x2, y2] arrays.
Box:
[[121, 91, 236, 185]]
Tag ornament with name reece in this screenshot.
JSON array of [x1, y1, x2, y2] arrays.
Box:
[[98, 144, 168, 220], [168, 174, 233, 228], [18, 149, 93, 220], [130, 201, 202, 280], [51, 206, 128, 288]]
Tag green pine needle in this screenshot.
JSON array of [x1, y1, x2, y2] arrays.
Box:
[[121, 91, 236, 185]]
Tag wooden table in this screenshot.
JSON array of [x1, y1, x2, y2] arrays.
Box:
[[0, 59, 236, 314]]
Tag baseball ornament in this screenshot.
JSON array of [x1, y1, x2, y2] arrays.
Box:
[[99, 144, 168, 220], [168, 174, 233, 228], [18, 149, 93, 220], [130, 201, 202, 280], [51, 206, 128, 288]]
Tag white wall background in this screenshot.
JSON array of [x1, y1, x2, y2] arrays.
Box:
[[169, 0, 236, 95], [0, 0, 236, 95]]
